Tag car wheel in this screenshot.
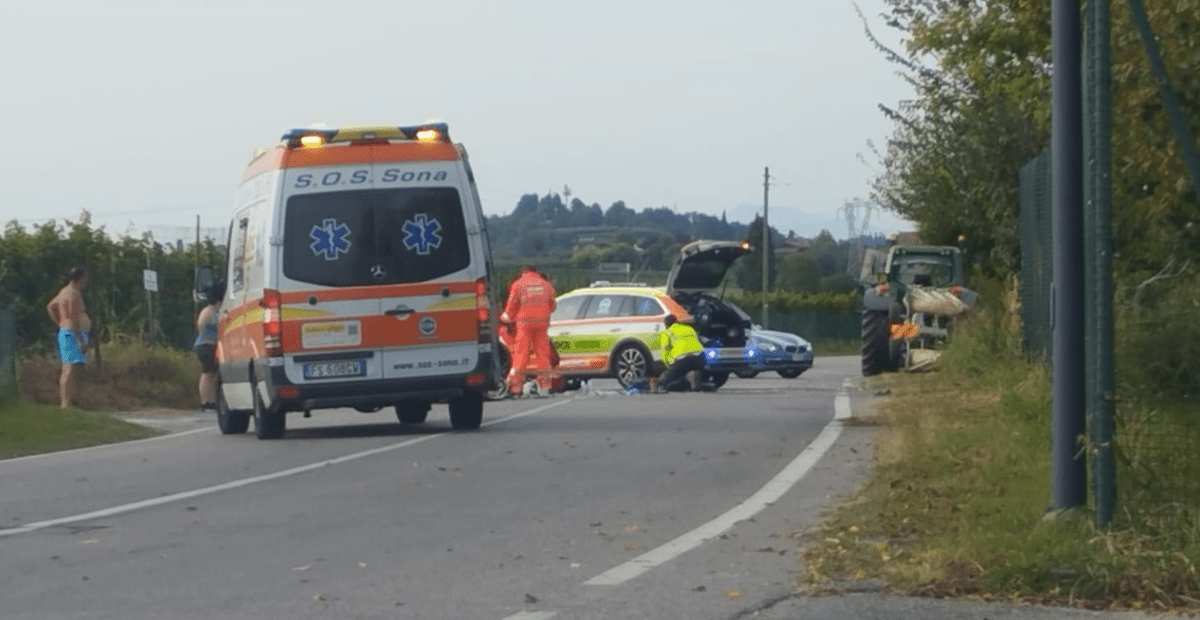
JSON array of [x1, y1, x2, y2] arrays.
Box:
[[215, 381, 250, 435], [735, 369, 759, 379], [703, 371, 729, 389], [776, 368, 805, 379], [253, 383, 286, 440], [612, 344, 650, 388], [448, 391, 483, 430], [861, 310, 896, 377], [395, 401, 430, 424]]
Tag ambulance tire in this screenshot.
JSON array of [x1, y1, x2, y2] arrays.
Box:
[[395, 400, 430, 424], [448, 391, 484, 430], [612, 344, 650, 388], [735, 369, 759, 379], [777, 368, 805, 379], [215, 382, 250, 435], [253, 383, 286, 440]]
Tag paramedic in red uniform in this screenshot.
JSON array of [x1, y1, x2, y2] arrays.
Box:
[[502, 265, 556, 395]]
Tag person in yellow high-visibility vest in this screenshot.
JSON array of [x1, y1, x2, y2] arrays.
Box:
[[654, 314, 706, 393]]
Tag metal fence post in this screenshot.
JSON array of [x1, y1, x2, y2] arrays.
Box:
[[1085, 0, 1116, 529]]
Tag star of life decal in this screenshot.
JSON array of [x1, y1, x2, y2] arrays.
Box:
[[310, 218, 353, 260], [402, 213, 443, 255]]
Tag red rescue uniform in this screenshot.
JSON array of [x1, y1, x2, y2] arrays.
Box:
[[503, 270, 557, 393]]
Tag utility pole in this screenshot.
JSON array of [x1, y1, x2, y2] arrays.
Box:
[[762, 167, 770, 329], [1051, 0, 1087, 513]]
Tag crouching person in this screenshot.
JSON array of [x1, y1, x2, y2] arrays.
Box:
[[654, 315, 706, 393]]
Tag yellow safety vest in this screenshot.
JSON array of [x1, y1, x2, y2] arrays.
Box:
[[658, 322, 704, 365]]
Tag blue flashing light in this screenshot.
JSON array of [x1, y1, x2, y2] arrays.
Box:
[[705, 349, 718, 359]]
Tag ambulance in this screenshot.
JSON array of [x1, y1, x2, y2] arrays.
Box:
[[212, 123, 501, 439]]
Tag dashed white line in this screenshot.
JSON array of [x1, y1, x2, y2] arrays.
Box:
[[582, 383, 853, 586], [501, 612, 557, 620], [0, 399, 574, 538]]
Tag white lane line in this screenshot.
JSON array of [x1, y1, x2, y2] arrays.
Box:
[[0, 399, 574, 538], [2, 426, 213, 465], [583, 385, 853, 586], [501, 612, 557, 620]]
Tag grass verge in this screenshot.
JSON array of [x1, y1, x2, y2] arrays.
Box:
[[798, 290, 1200, 612], [20, 341, 202, 411], [0, 398, 160, 459]]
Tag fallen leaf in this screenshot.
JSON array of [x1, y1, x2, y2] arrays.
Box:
[[524, 593, 538, 604], [623, 525, 639, 534], [726, 589, 742, 599]]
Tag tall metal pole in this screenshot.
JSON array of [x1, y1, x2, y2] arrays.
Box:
[[762, 167, 769, 329], [1051, 0, 1088, 512]]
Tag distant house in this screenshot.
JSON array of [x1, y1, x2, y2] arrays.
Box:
[[773, 237, 812, 259], [890, 231, 921, 245]]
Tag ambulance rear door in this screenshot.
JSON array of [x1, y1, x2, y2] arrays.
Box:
[[277, 165, 388, 384], [369, 163, 481, 380]]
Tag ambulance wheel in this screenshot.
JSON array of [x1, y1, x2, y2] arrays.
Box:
[[395, 400, 430, 424], [448, 391, 484, 430], [253, 384, 286, 440], [215, 382, 250, 435], [703, 371, 729, 389], [777, 368, 805, 379], [735, 369, 759, 379], [613, 344, 650, 388]]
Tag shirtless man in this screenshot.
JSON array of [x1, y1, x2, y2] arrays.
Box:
[[46, 267, 91, 408]]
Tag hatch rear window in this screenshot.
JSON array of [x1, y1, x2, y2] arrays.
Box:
[[283, 188, 470, 287]]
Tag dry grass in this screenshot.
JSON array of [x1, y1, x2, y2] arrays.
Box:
[[19, 342, 201, 412], [798, 282, 1200, 613]]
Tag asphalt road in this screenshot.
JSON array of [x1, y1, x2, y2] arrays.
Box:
[[0, 356, 1160, 620]]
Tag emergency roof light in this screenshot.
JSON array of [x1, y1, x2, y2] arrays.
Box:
[[280, 123, 451, 148]]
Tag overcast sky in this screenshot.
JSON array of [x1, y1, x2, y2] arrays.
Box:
[[1, 0, 914, 242]]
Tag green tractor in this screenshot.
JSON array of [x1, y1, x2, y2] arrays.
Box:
[[859, 244, 977, 376]]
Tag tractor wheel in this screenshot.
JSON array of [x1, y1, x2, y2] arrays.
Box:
[[861, 310, 896, 377]]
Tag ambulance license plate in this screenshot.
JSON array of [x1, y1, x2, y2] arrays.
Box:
[[303, 360, 366, 380]]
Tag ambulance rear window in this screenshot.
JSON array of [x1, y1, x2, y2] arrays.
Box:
[[283, 187, 471, 287]]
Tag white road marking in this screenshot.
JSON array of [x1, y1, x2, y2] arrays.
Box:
[[583, 383, 854, 586], [0, 399, 574, 538], [1, 426, 212, 465], [501, 612, 557, 620]]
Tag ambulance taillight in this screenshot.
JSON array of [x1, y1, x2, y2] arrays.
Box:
[[262, 289, 283, 356], [475, 278, 491, 341]]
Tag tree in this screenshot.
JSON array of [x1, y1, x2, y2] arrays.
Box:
[[735, 215, 777, 291], [777, 252, 822, 293], [862, 1, 1051, 278], [605, 201, 634, 227]]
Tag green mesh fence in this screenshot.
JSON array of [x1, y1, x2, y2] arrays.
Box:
[[1019, 151, 1200, 517], [1019, 152, 1052, 361], [0, 306, 15, 396], [745, 310, 861, 353]]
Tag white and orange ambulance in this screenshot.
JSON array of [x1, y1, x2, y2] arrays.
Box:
[[213, 123, 500, 439]]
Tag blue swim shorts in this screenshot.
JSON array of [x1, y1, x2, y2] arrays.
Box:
[[57, 329, 88, 365]]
